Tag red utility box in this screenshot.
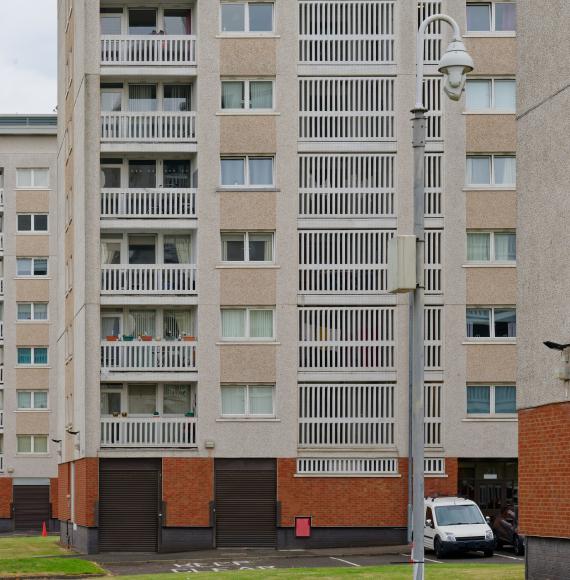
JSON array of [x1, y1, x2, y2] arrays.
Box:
[[295, 516, 312, 537]]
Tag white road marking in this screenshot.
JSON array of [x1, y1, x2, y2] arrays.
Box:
[[400, 553, 444, 564], [495, 553, 524, 561], [330, 557, 361, 567]]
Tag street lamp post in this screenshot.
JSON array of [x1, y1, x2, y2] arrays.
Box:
[[409, 15, 474, 580]]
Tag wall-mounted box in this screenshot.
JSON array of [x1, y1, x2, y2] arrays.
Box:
[[388, 235, 417, 293]]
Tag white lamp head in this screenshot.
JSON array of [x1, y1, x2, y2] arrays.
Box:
[[438, 39, 474, 101]]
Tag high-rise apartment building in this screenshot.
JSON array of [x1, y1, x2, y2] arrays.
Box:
[[56, 0, 518, 553], [0, 115, 59, 533]]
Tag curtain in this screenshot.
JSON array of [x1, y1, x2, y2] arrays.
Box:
[[494, 233, 516, 261], [466, 309, 490, 338], [222, 386, 246, 414], [17, 304, 32, 321], [250, 310, 273, 339], [17, 436, 32, 453], [466, 80, 490, 110], [222, 310, 246, 338], [467, 233, 490, 261], [494, 309, 516, 338], [34, 391, 48, 409], [249, 158, 273, 186], [128, 310, 156, 337], [101, 241, 121, 265], [34, 348, 48, 364], [34, 304, 48, 320], [101, 390, 121, 415], [250, 81, 273, 109], [102, 316, 121, 338], [165, 236, 191, 264], [467, 156, 490, 185], [249, 386, 273, 415], [163, 384, 193, 414], [222, 82, 244, 109], [164, 85, 191, 112], [17, 392, 31, 409], [467, 386, 490, 414], [34, 437, 48, 453], [495, 3, 516, 31], [495, 386, 516, 413], [494, 157, 516, 185], [18, 348, 31, 365], [164, 310, 194, 338], [128, 384, 156, 414], [128, 85, 157, 111]]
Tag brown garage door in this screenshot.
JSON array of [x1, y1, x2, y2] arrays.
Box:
[[14, 485, 50, 531], [215, 459, 276, 548], [99, 459, 161, 552]]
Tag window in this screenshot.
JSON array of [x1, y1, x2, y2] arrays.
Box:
[[466, 307, 516, 339], [100, 8, 122, 34], [17, 214, 48, 233], [17, 303, 48, 321], [221, 308, 274, 340], [16, 168, 49, 188], [221, 384, 274, 416], [221, 232, 274, 263], [221, 2, 274, 33], [221, 156, 274, 187], [128, 9, 157, 35], [466, 155, 516, 186], [466, 79, 516, 111], [467, 385, 516, 415], [467, 2, 516, 33], [221, 80, 274, 110], [17, 390, 48, 410], [16, 258, 48, 277], [17, 347, 48, 366], [17, 435, 48, 454], [467, 231, 516, 263]]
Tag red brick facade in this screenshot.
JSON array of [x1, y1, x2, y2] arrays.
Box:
[[74, 458, 99, 527], [0, 478, 12, 519], [50, 478, 59, 520], [425, 458, 459, 498], [58, 463, 71, 521], [519, 402, 570, 538], [162, 458, 213, 527]]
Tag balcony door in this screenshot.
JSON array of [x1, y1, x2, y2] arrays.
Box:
[[129, 235, 156, 265], [129, 160, 156, 189], [128, 9, 157, 35]]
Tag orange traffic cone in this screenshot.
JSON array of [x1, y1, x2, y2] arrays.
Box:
[[41, 521, 47, 537]]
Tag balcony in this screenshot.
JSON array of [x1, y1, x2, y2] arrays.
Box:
[[0, 188, 3, 211], [0, 278, 3, 296], [101, 112, 196, 143], [101, 264, 197, 295], [101, 416, 197, 447], [101, 340, 197, 371], [101, 189, 197, 219], [0, 366, 3, 384], [101, 35, 197, 66], [0, 411, 3, 429]]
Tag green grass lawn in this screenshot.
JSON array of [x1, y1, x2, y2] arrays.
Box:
[[0, 536, 68, 559], [117, 564, 525, 580]]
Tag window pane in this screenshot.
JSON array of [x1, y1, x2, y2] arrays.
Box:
[[128, 384, 156, 414], [495, 3, 516, 31], [33, 436, 48, 453], [249, 3, 273, 32], [467, 308, 491, 338], [467, 156, 491, 185], [250, 81, 273, 109], [164, 85, 191, 112], [466, 80, 491, 110], [250, 310, 273, 338], [221, 3, 245, 32], [467, 4, 491, 31], [221, 82, 245, 109], [127, 310, 156, 337], [249, 233, 273, 261], [467, 233, 490, 261], [129, 235, 156, 265], [467, 386, 491, 414], [249, 386, 274, 415], [164, 236, 192, 265], [129, 160, 156, 188], [16, 169, 32, 188], [128, 85, 157, 112], [18, 348, 32, 365], [128, 9, 156, 35], [494, 156, 516, 185], [164, 9, 192, 35], [164, 310, 193, 338], [101, 241, 121, 265], [222, 386, 246, 414], [163, 160, 191, 188], [101, 391, 122, 415], [34, 259, 48, 276], [33, 169, 49, 187], [17, 392, 32, 409], [495, 386, 516, 413], [494, 232, 516, 261], [494, 308, 516, 338], [221, 159, 245, 186], [18, 215, 32, 231], [17, 436, 32, 453], [34, 391, 48, 409], [163, 384, 192, 415], [222, 233, 245, 261], [34, 303, 48, 320], [34, 215, 48, 231], [249, 157, 273, 186], [17, 304, 32, 321], [34, 348, 48, 365], [101, 15, 122, 35], [494, 80, 516, 110], [101, 91, 122, 112], [17, 259, 32, 276], [222, 310, 246, 338]]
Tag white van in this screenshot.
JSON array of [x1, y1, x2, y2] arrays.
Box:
[[424, 497, 495, 558]]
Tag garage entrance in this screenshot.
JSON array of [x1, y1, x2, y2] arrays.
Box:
[[215, 459, 276, 548], [99, 459, 161, 552], [14, 482, 50, 531]]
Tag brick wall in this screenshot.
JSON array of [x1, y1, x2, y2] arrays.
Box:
[[50, 478, 59, 520], [277, 459, 408, 527], [74, 458, 99, 527], [519, 402, 570, 538], [0, 479, 12, 519], [58, 463, 71, 521], [425, 458, 459, 498], [163, 458, 213, 527]]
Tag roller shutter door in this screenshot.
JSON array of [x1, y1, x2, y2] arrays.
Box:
[[215, 459, 276, 548], [99, 459, 160, 552], [14, 485, 50, 531]]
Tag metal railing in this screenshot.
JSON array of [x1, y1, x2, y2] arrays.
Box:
[[101, 264, 197, 295], [101, 112, 196, 142], [101, 341, 197, 371], [101, 35, 197, 65], [101, 189, 197, 218], [101, 416, 197, 447]]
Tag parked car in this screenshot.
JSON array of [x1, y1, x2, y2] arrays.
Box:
[[424, 497, 495, 558], [492, 505, 525, 555]]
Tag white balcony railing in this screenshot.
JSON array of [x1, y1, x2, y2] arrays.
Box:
[[101, 416, 197, 447], [0, 189, 4, 208], [0, 366, 4, 384], [0, 455, 3, 472], [101, 189, 197, 218], [0, 411, 3, 429], [0, 234, 4, 252], [101, 341, 197, 371], [0, 278, 4, 295], [101, 112, 196, 143], [0, 322, 4, 341], [101, 265, 197, 295], [101, 35, 197, 66]]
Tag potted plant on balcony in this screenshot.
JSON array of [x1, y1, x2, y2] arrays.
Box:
[[121, 412, 128, 417], [112, 411, 120, 417], [141, 333, 153, 341], [106, 335, 119, 342], [122, 335, 134, 342], [153, 411, 160, 416], [182, 333, 196, 342], [185, 410, 195, 417]]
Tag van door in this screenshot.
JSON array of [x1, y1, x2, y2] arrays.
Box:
[[424, 506, 436, 549]]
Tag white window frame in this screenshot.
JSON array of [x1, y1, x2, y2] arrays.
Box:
[[466, 2, 516, 36], [220, 384, 275, 418], [466, 384, 517, 417], [17, 302, 49, 322], [16, 435, 49, 455], [220, 155, 275, 188], [466, 230, 516, 264], [16, 213, 49, 233], [17, 390, 49, 411], [16, 257, 48, 278], [100, 6, 194, 36], [220, 1, 275, 35], [220, 231, 275, 264], [466, 306, 517, 340], [220, 79, 275, 112], [16, 168, 50, 189], [17, 347, 49, 367], [466, 154, 516, 187], [465, 78, 516, 113], [221, 307, 275, 341]]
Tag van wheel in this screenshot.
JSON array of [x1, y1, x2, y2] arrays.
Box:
[[483, 549, 494, 557], [434, 537, 446, 559]]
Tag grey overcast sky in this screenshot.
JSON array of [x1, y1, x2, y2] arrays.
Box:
[[0, 0, 57, 114]]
